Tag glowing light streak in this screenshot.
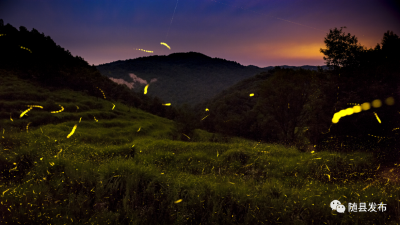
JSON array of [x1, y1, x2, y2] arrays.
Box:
[[201, 115, 209, 120], [373, 112, 381, 123], [135, 48, 153, 53], [162, 103, 171, 106], [160, 42, 171, 49], [174, 199, 182, 204], [112, 103, 115, 110], [205, 108, 209, 111], [94, 116, 98, 122], [2, 189, 10, 197], [27, 105, 43, 108], [26, 122, 31, 133], [20, 107, 32, 118], [20, 45, 32, 53], [144, 84, 149, 94], [67, 125, 77, 138], [137, 127, 141, 132], [97, 87, 106, 99], [55, 149, 63, 158], [325, 174, 330, 181], [249, 93, 254, 97], [51, 105, 64, 113], [79, 117, 82, 123], [182, 133, 190, 139], [332, 98, 394, 124], [10, 113, 13, 121]]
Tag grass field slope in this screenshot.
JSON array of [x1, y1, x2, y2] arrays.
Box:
[[1, 71, 400, 225]]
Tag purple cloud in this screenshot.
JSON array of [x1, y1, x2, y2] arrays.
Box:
[[129, 73, 148, 85]]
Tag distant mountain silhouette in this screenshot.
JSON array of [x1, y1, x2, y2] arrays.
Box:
[[97, 52, 328, 106]]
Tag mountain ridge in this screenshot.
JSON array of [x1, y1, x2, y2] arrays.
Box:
[[96, 52, 329, 106]]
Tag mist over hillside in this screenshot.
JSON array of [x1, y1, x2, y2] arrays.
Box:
[[97, 52, 328, 106]]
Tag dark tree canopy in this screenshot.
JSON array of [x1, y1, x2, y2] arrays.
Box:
[[320, 27, 363, 70]]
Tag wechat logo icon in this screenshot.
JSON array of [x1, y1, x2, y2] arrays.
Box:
[[330, 200, 346, 213]]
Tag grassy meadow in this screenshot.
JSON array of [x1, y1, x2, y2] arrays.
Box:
[[1, 73, 400, 224]]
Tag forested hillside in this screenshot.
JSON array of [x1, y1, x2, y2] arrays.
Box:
[[1, 19, 400, 225], [0, 20, 179, 121], [195, 28, 400, 163], [96, 53, 328, 106]]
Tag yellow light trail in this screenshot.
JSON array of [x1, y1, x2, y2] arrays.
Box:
[[144, 84, 149, 94], [10, 113, 13, 121], [160, 42, 171, 49], [67, 124, 77, 138], [201, 115, 209, 120], [20, 107, 32, 118], [137, 127, 141, 132], [174, 199, 182, 204], [79, 117, 82, 123], [27, 105, 43, 108], [205, 108, 209, 111], [94, 116, 98, 122], [112, 103, 115, 110], [373, 112, 381, 123], [97, 87, 106, 99], [20, 46, 32, 53], [51, 105, 64, 113], [162, 103, 171, 106], [26, 122, 31, 133], [136, 48, 153, 53], [182, 133, 190, 139], [249, 93, 254, 97], [332, 98, 393, 124]]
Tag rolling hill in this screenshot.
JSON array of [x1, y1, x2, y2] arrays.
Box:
[[96, 52, 328, 106]]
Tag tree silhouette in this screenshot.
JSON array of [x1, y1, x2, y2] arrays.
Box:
[[320, 27, 363, 70]]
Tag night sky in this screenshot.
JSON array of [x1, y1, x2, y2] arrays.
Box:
[[2, 0, 400, 67]]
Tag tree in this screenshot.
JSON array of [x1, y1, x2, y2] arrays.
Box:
[[320, 27, 363, 70], [255, 69, 316, 144]]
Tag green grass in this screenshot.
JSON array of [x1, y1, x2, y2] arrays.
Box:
[[1, 73, 399, 224]]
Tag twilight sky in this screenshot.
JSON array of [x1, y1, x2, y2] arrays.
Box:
[[1, 0, 400, 67]]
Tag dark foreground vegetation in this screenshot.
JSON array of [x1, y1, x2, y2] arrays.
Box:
[[0, 20, 400, 224]]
